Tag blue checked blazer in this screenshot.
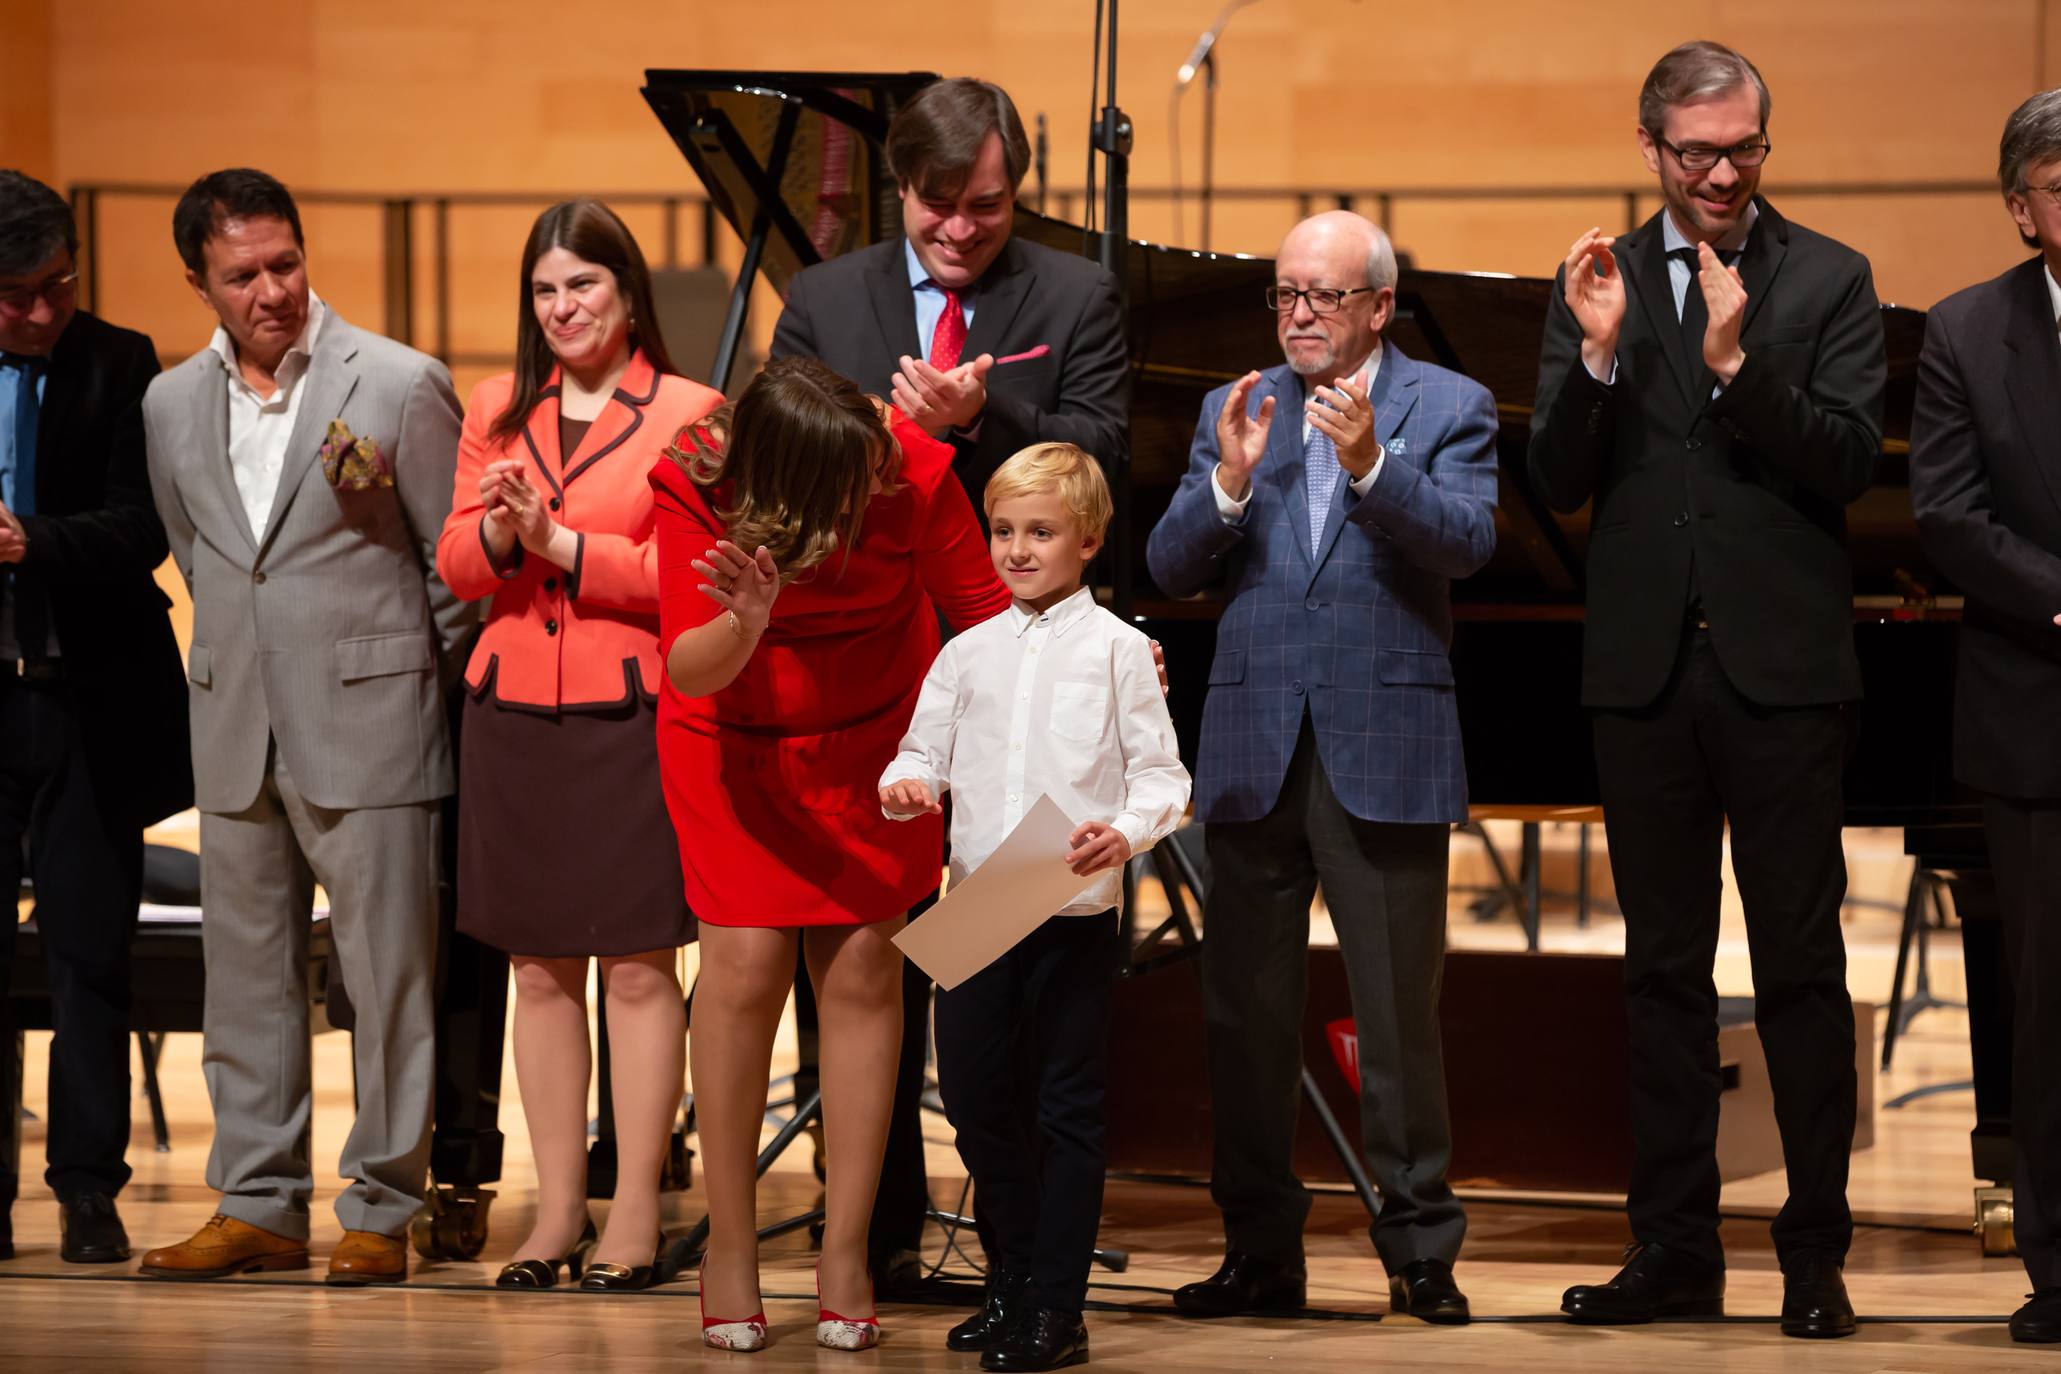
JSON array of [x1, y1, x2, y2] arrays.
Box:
[[1146, 345, 1499, 825]]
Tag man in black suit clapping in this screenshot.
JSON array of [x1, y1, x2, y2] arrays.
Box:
[[1527, 41, 1884, 1339]]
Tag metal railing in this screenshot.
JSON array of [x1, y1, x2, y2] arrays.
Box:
[[74, 177, 2004, 373]]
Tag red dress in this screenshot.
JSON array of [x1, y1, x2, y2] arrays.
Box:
[[651, 415, 1012, 927]]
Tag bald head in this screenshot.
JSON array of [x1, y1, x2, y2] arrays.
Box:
[[1273, 211, 1396, 381]]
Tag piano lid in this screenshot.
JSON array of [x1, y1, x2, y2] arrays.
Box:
[[642, 69, 942, 293]]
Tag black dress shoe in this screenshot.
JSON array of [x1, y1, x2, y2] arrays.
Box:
[[1389, 1257, 1470, 1324], [949, 1268, 1032, 1352], [2012, 1289, 2061, 1343], [1780, 1251, 1855, 1339], [579, 1233, 681, 1292], [981, 1306, 1087, 1372], [1561, 1242, 1725, 1324], [59, 1192, 131, 1264], [1172, 1252, 1307, 1318]]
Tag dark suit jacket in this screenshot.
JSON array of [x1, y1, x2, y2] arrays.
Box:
[[769, 234, 1129, 507], [1909, 256, 2061, 799], [1527, 198, 1885, 709], [15, 310, 193, 827]]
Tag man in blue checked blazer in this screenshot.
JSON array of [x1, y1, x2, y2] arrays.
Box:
[[1148, 211, 1497, 1325]]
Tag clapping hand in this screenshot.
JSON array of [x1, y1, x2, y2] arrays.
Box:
[[1309, 375, 1378, 478], [1213, 370, 1276, 502], [880, 779, 942, 817], [1696, 240, 1749, 382], [1563, 228, 1625, 376], [481, 459, 555, 552], [892, 354, 993, 437], [0, 501, 24, 564], [1066, 821, 1131, 877], [693, 539, 781, 637]]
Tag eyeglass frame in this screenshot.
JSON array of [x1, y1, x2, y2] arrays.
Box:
[[2016, 181, 2061, 203], [1647, 131, 1773, 174], [1264, 284, 1381, 316], [0, 268, 81, 317]]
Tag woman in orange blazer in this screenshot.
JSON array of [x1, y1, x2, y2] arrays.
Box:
[[434, 199, 721, 1292]]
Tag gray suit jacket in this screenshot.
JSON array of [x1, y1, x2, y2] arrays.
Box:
[[144, 310, 474, 813]]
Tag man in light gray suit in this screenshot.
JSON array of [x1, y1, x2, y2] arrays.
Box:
[[136, 170, 473, 1285]]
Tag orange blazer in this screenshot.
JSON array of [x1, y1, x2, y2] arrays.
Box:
[[436, 352, 724, 709]]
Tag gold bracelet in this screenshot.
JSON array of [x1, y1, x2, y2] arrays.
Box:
[[726, 610, 764, 642]]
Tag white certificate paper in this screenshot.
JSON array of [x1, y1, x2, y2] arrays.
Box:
[[893, 794, 1093, 990]]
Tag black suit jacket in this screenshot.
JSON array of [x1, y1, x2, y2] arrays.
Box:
[[1527, 199, 1885, 709], [1909, 256, 2061, 799], [15, 310, 193, 827], [769, 234, 1130, 508]]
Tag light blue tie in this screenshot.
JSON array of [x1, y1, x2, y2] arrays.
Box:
[[1303, 421, 1337, 555]]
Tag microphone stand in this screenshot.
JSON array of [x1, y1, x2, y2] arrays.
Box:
[[1090, 0, 1134, 619], [1171, 0, 1259, 252]]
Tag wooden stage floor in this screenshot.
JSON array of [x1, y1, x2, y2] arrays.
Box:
[[1, 824, 2051, 1369]]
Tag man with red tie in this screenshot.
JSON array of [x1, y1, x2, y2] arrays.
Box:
[[770, 75, 1131, 1292]]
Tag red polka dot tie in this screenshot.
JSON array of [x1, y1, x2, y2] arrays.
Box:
[[928, 288, 966, 371]]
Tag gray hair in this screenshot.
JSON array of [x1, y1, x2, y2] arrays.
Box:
[[1999, 87, 2061, 194], [1365, 223, 1399, 293], [1638, 40, 1771, 134]]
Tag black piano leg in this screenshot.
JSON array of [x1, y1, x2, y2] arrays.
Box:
[[1519, 822, 1542, 952], [137, 1031, 169, 1153]]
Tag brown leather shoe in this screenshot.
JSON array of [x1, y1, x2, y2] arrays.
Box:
[[139, 1214, 309, 1279], [327, 1229, 408, 1286]]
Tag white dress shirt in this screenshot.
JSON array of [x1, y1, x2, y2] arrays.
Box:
[[2046, 261, 2061, 330], [208, 292, 328, 541], [1212, 341, 1383, 523], [881, 585, 1191, 915]]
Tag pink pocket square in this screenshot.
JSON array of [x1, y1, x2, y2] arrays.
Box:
[[994, 345, 1051, 365]]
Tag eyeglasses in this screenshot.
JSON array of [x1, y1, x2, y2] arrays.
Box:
[[1264, 285, 1378, 315], [2022, 182, 2061, 202], [0, 269, 80, 317], [1650, 133, 1772, 173]]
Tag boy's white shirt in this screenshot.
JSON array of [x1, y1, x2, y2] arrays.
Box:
[[880, 585, 1192, 915]]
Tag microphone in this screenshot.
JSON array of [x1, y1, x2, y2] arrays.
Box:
[[1175, 0, 1260, 88]]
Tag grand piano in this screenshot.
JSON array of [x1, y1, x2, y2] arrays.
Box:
[[640, 69, 2014, 1243]]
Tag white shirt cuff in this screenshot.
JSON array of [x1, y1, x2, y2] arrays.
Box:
[[1109, 812, 1149, 859], [1348, 452, 1384, 497], [1583, 353, 1618, 385], [1211, 464, 1252, 524]]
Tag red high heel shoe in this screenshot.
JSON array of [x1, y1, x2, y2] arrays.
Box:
[[816, 1261, 880, 1351], [699, 1263, 769, 1352]]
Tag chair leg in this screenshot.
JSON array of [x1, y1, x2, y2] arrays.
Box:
[[1881, 867, 1925, 1072], [138, 1031, 170, 1153]]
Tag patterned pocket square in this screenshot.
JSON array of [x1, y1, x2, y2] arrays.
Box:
[[319, 419, 394, 491]]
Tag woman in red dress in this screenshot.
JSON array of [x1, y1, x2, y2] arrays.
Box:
[[652, 357, 1010, 1351]]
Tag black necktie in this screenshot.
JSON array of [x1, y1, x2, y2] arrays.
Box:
[[1671, 246, 1740, 384]]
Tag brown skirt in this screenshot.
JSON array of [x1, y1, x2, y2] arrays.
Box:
[[456, 692, 694, 958]]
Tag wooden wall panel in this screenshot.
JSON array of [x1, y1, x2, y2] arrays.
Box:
[[24, 1, 2058, 367], [0, 0, 55, 182]]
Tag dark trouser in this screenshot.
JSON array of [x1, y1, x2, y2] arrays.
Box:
[[1978, 795, 2061, 1291], [935, 910, 1122, 1313], [1201, 713, 1463, 1272], [1590, 628, 1856, 1270], [0, 676, 142, 1213]]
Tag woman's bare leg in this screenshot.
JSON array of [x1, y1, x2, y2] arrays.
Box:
[[507, 955, 594, 1261], [594, 948, 685, 1267], [692, 922, 798, 1316], [805, 917, 908, 1318]]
